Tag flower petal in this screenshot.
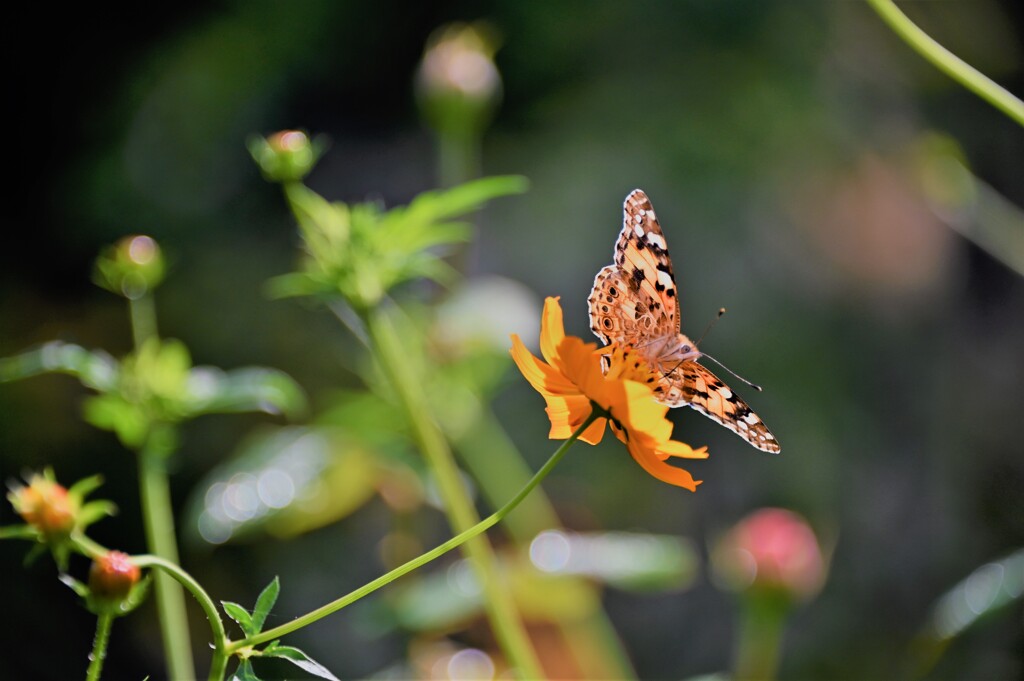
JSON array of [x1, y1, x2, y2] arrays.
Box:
[[627, 439, 702, 491], [539, 297, 566, 365], [658, 441, 709, 460], [510, 334, 577, 396]]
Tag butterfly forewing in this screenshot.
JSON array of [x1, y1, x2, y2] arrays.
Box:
[[588, 188, 781, 454]]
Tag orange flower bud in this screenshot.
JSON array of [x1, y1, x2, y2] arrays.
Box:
[[9, 475, 76, 538], [89, 551, 141, 601]]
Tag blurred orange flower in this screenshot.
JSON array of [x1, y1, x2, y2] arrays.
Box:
[[511, 297, 707, 491]]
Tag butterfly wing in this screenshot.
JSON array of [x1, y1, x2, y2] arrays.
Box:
[[665, 361, 780, 453], [588, 189, 679, 344]]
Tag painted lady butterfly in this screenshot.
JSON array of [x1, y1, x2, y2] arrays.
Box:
[[588, 189, 780, 453]]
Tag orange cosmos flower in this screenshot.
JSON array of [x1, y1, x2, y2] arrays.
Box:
[[510, 297, 707, 491]]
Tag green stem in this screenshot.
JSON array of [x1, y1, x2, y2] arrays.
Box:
[[732, 597, 789, 681], [85, 612, 114, 681], [363, 306, 544, 678], [127, 290, 194, 679], [128, 294, 158, 347], [138, 435, 195, 680], [131, 554, 230, 681], [228, 410, 599, 656], [866, 0, 1024, 127]]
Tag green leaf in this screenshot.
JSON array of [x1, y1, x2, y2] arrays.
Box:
[[260, 644, 340, 681], [78, 500, 118, 531], [187, 367, 308, 421], [0, 525, 40, 541], [67, 474, 104, 501], [926, 547, 1024, 640], [222, 601, 255, 637], [394, 175, 529, 225], [0, 341, 119, 391], [264, 272, 328, 300], [251, 576, 280, 633], [229, 660, 261, 681]]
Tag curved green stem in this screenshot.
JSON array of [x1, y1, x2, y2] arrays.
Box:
[[227, 410, 599, 655], [131, 554, 231, 681], [866, 0, 1024, 127], [363, 307, 543, 678], [85, 613, 113, 681]]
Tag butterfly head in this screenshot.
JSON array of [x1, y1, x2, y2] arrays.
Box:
[[664, 333, 702, 364]]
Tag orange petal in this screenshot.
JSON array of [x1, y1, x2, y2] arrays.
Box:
[[627, 440, 702, 492], [545, 394, 601, 441], [539, 297, 566, 365], [658, 441, 710, 460], [510, 334, 576, 396]]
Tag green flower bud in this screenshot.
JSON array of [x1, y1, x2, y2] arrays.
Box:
[[93, 235, 165, 299], [249, 130, 319, 183]]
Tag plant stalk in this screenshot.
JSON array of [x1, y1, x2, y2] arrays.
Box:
[[866, 0, 1024, 127], [85, 613, 113, 681], [137, 435, 195, 679]]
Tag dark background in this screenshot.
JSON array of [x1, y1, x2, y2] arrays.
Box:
[[2, 2, 1023, 679]]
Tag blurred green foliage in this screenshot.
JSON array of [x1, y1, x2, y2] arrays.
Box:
[[2, 1, 1023, 680]]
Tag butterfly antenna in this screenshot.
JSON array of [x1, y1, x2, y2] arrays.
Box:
[[699, 351, 764, 392], [695, 308, 726, 347]]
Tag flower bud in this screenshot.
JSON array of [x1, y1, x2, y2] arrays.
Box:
[[89, 551, 141, 601], [8, 474, 77, 538], [415, 23, 502, 140], [249, 130, 318, 183], [713, 508, 825, 603], [93, 235, 166, 299]]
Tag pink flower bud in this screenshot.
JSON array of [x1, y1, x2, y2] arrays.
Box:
[[713, 508, 825, 602]]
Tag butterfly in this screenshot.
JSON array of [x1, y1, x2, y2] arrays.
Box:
[[588, 189, 780, 453]]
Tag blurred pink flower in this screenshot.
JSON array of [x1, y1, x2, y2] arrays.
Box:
[[713, 508, 825, 602]]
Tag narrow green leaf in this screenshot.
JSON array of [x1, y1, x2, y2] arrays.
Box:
[[399, 175, 529, 223], [68, 474, 104, 501], [222, 601, 255, 637], [0, 525, 39, 541], [251, 576, 280, 633], [260, 644, 340, 681], [264, 272, 328, 300], [77, 500, 118, 530]]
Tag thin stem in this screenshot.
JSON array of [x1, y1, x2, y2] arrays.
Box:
[[131, 554, 231, 681], [85, 613, 114, 681], [137, 435, 195, 680], [866, 0, 1024, 127], [128, 294, 158, 347], [363, 306, 543, 679], [228, 410, 599, 654]]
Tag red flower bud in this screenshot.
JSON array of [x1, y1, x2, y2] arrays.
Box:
[[89, 551, 141, 601], [713, 508, 825, 602]]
